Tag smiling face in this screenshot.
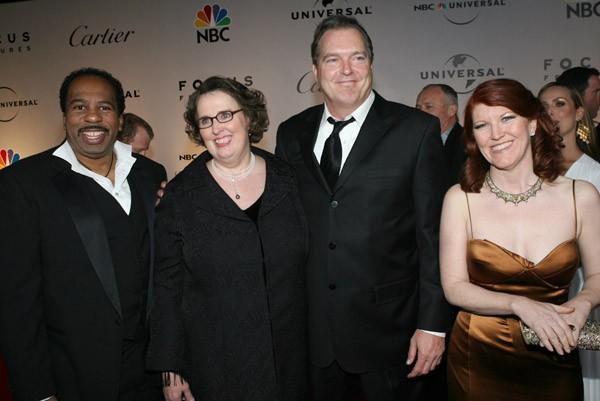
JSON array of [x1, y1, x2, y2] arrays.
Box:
[[196, 90, 251, 165], [63, 75, 122, 161], [539, 85, 584, 139], [471, 104, 537, 171], [312, 27, 373, 119]]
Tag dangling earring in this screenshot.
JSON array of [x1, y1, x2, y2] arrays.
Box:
[[576, 121, 591, 144]]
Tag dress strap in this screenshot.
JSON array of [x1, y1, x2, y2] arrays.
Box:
[[572, 180, 578, 237], [465, 192, 474, 240]]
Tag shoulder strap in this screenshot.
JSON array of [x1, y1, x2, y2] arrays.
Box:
[[572, 180, 578, 237], [465, 192, 474, 240]]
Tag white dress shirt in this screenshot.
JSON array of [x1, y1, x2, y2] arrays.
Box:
[[313, 91, 375, 169], [53, 140, 136, 214]]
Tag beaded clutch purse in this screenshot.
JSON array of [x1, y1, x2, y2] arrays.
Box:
[[520, 320, 600, 350]]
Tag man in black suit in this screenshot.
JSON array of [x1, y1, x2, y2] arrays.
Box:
[[416, 84, 466, 184], [0, 68, 165, 401], [276, 16, 451, 401]]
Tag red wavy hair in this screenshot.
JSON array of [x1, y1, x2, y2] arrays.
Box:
[[460, 79, 563, 192]]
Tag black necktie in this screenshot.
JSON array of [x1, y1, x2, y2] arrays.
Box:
[[320, 116, 355, 189]]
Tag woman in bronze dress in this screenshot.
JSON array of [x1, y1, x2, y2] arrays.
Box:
[[440, 78, 600, 401]]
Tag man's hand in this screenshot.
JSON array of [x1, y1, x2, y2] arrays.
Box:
[[406, 329, 445, 378]]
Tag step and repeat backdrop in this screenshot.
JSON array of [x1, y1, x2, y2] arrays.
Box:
[[1, 0, 599, 178]]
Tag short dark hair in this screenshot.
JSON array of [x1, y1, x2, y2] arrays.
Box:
[[59, 67, 126, 116], [118, 112, 154, 143], [556, 67, 600, 97], [183, 76, 269, 146], [311, 15, 373, 65], [461, 79, 562, 192], [419, 83, 458, 106]]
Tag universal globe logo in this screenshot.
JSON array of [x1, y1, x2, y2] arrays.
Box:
[[412, 0, 507, 25], [420, 54, 505, 94], [0, 87, 39, 122]]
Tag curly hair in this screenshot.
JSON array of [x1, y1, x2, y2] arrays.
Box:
[[183, 76, 269, 146], [538, 81, 600, 162], [460, 79, 563, 193], [59, 67, 125, 116]]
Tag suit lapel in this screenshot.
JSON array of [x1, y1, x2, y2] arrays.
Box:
[[51, 157, 122, 316], [336, 94, 393, 190], [127, 164, 156, 316]]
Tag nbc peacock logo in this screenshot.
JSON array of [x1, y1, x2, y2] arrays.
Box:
[[195, 4, 232, 44], [0, 148, 20, 170]]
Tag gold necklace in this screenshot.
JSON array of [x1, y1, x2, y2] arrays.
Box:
[[77, 152, 114, 177], [485, 171, 543, 206]]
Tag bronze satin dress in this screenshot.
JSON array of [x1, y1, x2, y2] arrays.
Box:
[[448, 195, 583, 401]]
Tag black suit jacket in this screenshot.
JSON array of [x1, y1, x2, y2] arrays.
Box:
[[444, 122, 466, 185], [276, 93, 452, 372], [0, 147, 166, 401]]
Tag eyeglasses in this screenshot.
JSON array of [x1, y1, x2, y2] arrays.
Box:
[[198, 109, 244, 129]]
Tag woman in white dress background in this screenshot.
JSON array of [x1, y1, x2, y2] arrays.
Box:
[[539, 82, 600, 401]]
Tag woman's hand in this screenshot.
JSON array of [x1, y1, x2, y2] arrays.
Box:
[[511, 296, 576, 354], [560, 298, 592, 344], [162, 372, 195, 401]]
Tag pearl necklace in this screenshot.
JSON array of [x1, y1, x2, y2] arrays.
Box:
[[485, 171, 543, 206], [211, 153, 256, 200]]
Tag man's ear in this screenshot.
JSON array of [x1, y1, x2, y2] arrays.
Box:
[[448, 104, 458, 117]]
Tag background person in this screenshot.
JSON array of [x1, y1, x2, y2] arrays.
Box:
[[118, 112, 155, 155], [441, 78, 600, 401], [416, 83, 466, 184], [540, 81, 600, 401], [557, 67, 600, 143], [147, 76, 309, 401]]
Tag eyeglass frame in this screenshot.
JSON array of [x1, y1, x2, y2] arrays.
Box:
[[197, 109, 244, 129]]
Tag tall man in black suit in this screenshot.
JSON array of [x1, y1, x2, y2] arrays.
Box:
[[416, 84, 466, 184], [276, 16, 451, 401], [0, 68, 165, 401]]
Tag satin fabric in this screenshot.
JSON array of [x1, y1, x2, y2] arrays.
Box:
[[448, 239, 583, 401]]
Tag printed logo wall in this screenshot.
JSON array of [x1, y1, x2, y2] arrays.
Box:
[[0, 148, 20, 169], [0, 86, 38, 122], [0, 0, 599, 179], [195, 4, 232, 43]]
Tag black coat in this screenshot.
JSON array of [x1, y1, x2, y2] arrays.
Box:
[[0, 148, 166, 401], [276, 93, 452, 373], [443, 122, 467, 185], [147, 148, 309, 401]]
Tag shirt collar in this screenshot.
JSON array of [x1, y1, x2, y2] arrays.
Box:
[[322, 91, 375, 126], [53, 140, 136, 181]]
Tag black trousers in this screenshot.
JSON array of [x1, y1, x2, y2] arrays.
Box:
[[118, 339, 162, 401], [310, 360, 448, 401]]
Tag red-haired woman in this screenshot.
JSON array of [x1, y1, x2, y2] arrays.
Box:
[[440, 78, 600, 400]]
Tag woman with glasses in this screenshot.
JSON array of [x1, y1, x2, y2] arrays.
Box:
[[147, 76, 309, 401]]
